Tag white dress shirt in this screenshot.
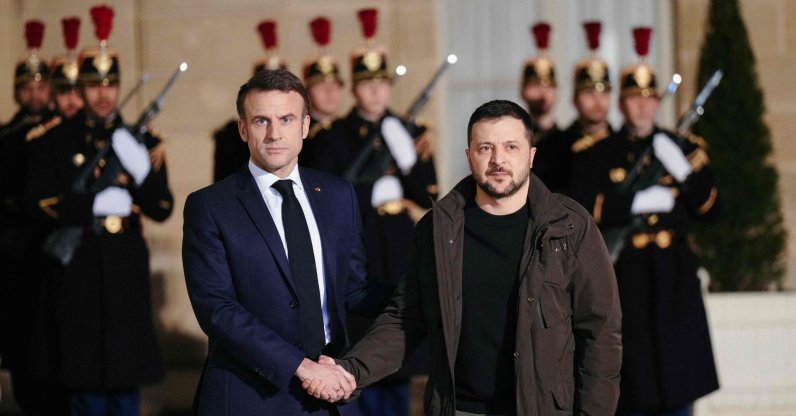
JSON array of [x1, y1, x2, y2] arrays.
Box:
[[248, 161, 331, 344]]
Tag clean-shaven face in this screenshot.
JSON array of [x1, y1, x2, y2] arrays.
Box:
[[620, 95, 659, 137], [353, 78, 391, 117], [55, 89, 84, 118], [238, 89, 310, 178], [574, 89, 611, 125], [466, 116, 535, 199], [82, 83, 119, 119], [308, 80, 343, 118]]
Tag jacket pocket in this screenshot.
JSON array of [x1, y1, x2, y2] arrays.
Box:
[[539, 238, 573, 328], [539, 282, 571, 328], [552, 379, 574, 414]]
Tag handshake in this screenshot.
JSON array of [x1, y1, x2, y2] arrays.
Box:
[[295, 355, 356, 403]]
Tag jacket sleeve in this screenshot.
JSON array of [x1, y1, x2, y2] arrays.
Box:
[[677, 139, 719, 222], [182, 191, 305, 389], [131, 134, 173, 222], [337, 217, 430, 388], [25, 135, 95, 226], [570, 213, 622, 415]]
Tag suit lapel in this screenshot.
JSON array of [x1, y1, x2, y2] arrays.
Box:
[[234, 167, 297, 294]]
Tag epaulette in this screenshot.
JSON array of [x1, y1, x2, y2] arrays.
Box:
[[26, 116, 62, 142], [686, 133, 709, 149], [571, 129, 610, 153], [308, 120, 333, 140]]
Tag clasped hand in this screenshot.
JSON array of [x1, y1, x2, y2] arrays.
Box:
[[296, 355, 356, 403]]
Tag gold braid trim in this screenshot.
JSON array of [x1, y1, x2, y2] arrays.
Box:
[[697, 187, 718, 215], [38, 196, 61, 219], [593, 193, 605, 225]]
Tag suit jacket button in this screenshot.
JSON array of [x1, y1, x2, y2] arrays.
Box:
[[290, 301, 298, 309], [513, 351, 520, 358]]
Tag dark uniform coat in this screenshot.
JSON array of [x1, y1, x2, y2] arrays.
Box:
[[25, 110, 173, 390], [306, 109, 437, 376], [570, 126, 720, 412], [212, 119, 248, 183], [533, 120, 612, 195], [0, 109, 57, 372], [530, 122, 559, 148]]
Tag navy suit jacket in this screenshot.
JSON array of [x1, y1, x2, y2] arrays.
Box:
[[183, 166, 386, 415]]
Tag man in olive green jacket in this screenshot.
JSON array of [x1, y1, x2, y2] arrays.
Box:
[[306, 100, 622, 416]]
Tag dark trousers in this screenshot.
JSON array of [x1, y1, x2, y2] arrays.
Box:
[[11, 373, 70, 416], [622, 405, 691, 416], [69, 389, 140, 416], [357, 380, 410, 416]]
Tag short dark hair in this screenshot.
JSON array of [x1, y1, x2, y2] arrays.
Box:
[[236, 69, 310, 119], [466, 100, 535, 147]]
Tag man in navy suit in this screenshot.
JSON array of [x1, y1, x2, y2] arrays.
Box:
[[183, 69, 386, 415]]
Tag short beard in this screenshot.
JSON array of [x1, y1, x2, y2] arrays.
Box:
[[527, 99, 547, 117], [475, 166, 531, 199]]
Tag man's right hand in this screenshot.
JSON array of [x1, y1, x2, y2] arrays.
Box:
[[296, 357, 356, 403]]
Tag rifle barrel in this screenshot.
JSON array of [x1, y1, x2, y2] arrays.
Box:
[[118, 73, 150, 110], [405, 55, 456, 122]]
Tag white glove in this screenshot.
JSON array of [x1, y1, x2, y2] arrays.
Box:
[[371, 175, 404, 208], [653, 133, 692, 182], [631, 185, 675, 214], [92, 186, 133, 216], [112, 127, 151, 185], [381, 116, 417, 175]]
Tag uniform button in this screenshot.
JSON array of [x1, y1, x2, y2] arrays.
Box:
[[290, 301, 298, 309], [513, 351, 520, 358], [449, 239, 454, 244], [455, 295, 461, 300], [527, 297, 535, 303], [567, 223, 574, 230]]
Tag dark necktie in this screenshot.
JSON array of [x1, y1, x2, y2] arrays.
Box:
[[272, 179, 325, 358]]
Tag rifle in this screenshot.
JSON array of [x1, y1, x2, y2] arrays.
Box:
[[44, 63, 187, 266], [73, 62, 187, 194], [603, 69, 723, 263], [343, 54, 457, 185], [117, 72, 150, 110]]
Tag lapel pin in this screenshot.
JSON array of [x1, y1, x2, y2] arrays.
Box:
[[314, 187, 321, 192]]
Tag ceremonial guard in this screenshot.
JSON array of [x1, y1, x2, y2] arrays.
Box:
[[571, 28, 720, 415], [48, 17, 85, 120], [299, 16, 344, 165], [520, 22, 559, 142], [212, 20, 287, 182], [534, 21, 613, 195], [307, 8, 437, 416], [25, 6, 173, 414], [0, 19, 62, 415]]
